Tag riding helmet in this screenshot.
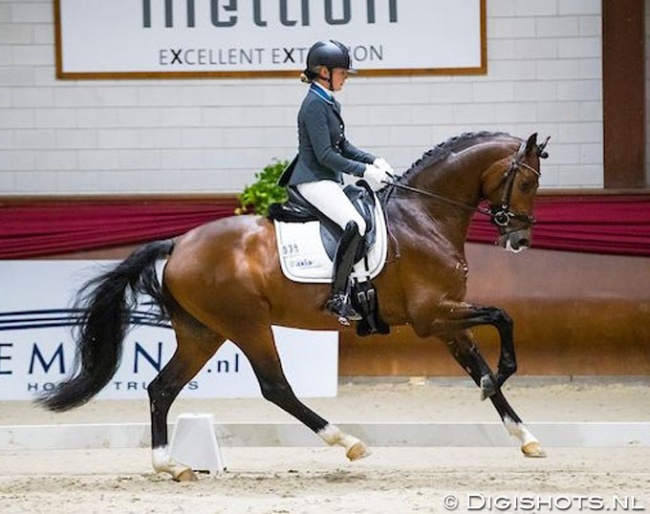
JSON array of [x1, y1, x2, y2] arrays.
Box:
[[305, 40, 356, 73]]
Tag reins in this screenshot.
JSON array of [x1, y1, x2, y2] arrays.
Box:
[[386, 179, 494, 218]]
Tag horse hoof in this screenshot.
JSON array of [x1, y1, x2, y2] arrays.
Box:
[[522, 441, 547, 458], [174, 469, 198, 482], [346, 441, 371, 461]]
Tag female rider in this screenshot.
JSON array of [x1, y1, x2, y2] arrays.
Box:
[[279, 40, 393, 323]]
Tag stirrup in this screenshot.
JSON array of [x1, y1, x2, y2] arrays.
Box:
[[325, 293, 362, 324]]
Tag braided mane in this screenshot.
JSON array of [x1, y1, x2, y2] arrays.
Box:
[[400, 131, 513, 183], [376, 131, 519, 203]]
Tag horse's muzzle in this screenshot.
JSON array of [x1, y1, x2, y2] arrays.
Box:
[[499, 228, 532, 253]]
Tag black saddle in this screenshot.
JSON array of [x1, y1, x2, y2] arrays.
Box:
[[268, 180, 378, 262]]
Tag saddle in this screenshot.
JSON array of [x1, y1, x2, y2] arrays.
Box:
[[269, 181, 389, 337], [270, 181, 378, 261]]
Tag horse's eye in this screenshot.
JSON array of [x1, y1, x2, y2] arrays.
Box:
[[519, 180, 534, 193]]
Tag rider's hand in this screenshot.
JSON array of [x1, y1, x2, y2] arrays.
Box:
[[364, 164, 390, 185], [373, 157, 394, 176]]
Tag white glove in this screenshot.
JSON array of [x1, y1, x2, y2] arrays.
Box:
[[373, 157, 394, 176], [364, 164, 389, 185]]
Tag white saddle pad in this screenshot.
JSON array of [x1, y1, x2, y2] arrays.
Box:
[[274, 200, 388, 284]]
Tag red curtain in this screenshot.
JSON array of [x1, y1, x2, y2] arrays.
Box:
[[1, 195, 649, 259], [0, 199, 239, 259]]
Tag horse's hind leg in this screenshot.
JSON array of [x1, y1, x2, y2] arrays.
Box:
[[235, 323, 370, 461], [444, 331, 546, 458], [148, 310, 226, 481]]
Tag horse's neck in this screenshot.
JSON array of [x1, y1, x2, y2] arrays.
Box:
[[392, 157, 483, 243], [415, 158, 483, 208], [385, 140, 516, 257], [385, 195, 472, 262]]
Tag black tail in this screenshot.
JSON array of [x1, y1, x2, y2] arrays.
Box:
[[37, 239, 174, 411]]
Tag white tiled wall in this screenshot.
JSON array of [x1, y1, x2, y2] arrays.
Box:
[[0, 0, 604, 194]]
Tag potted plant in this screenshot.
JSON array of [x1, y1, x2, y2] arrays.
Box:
[[237, 159, 289, 216]]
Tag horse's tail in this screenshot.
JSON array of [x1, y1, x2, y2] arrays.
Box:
[[37, 239, 174, 412]]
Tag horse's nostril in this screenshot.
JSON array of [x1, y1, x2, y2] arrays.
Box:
[[505, 233, 531, 253]]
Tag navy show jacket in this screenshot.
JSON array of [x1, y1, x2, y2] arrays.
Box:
[[281, 84, 376, 186]]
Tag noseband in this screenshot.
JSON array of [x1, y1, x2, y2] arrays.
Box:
[[489, 140, 540, 228], [387, 140, 541, 230]]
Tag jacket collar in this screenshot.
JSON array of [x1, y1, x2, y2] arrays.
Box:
[[309, 82, 334, 104]]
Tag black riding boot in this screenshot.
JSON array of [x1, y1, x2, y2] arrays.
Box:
[[325, 221, 363, 324]]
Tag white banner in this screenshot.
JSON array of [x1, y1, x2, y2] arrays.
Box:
[[55, 0, 485, 78], [0, 261, 338, 400]]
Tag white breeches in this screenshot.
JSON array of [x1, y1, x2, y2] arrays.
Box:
[[296, 180, 367, 237]]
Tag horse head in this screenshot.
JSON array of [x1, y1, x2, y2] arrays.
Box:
[[481, 133, 549, 253]]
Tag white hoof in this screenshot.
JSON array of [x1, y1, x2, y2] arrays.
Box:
[[174, 468, 198, 482], [522, 441, 547, 458], [152, 446, 196, 481], [318, 424, 371, 462], [346, 441, 371, 461], [504, 417, 545, 458]]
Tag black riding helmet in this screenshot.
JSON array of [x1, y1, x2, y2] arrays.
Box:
[[303, 40, 356, 90]]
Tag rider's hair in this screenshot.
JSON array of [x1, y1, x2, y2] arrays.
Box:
[[300, 68, 318, 84]]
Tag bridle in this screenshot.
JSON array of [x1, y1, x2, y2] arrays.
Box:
[[386, 138, 547, 230], [489, 140, 540, 228]]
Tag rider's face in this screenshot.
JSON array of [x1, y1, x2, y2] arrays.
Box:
[[319, 67, 348, 92]]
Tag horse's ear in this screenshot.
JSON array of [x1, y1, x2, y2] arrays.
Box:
[[537, 135, 550, 159], [525, 133, 538, 154]]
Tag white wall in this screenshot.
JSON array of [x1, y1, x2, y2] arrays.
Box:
[[0, 0, 603, 195]]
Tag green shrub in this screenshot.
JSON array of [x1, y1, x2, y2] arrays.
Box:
[[237, 159, 289, 216]]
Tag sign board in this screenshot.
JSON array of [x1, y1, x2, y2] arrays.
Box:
[[0, 261, 338, 400], [54, 0, 486, 79]]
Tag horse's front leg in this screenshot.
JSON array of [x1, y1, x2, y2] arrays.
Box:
[[434, 301, 517, 390], [442, 329, 545, 458]]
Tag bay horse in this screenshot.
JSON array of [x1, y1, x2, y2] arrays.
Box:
[[38, 131, 549, 481]]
